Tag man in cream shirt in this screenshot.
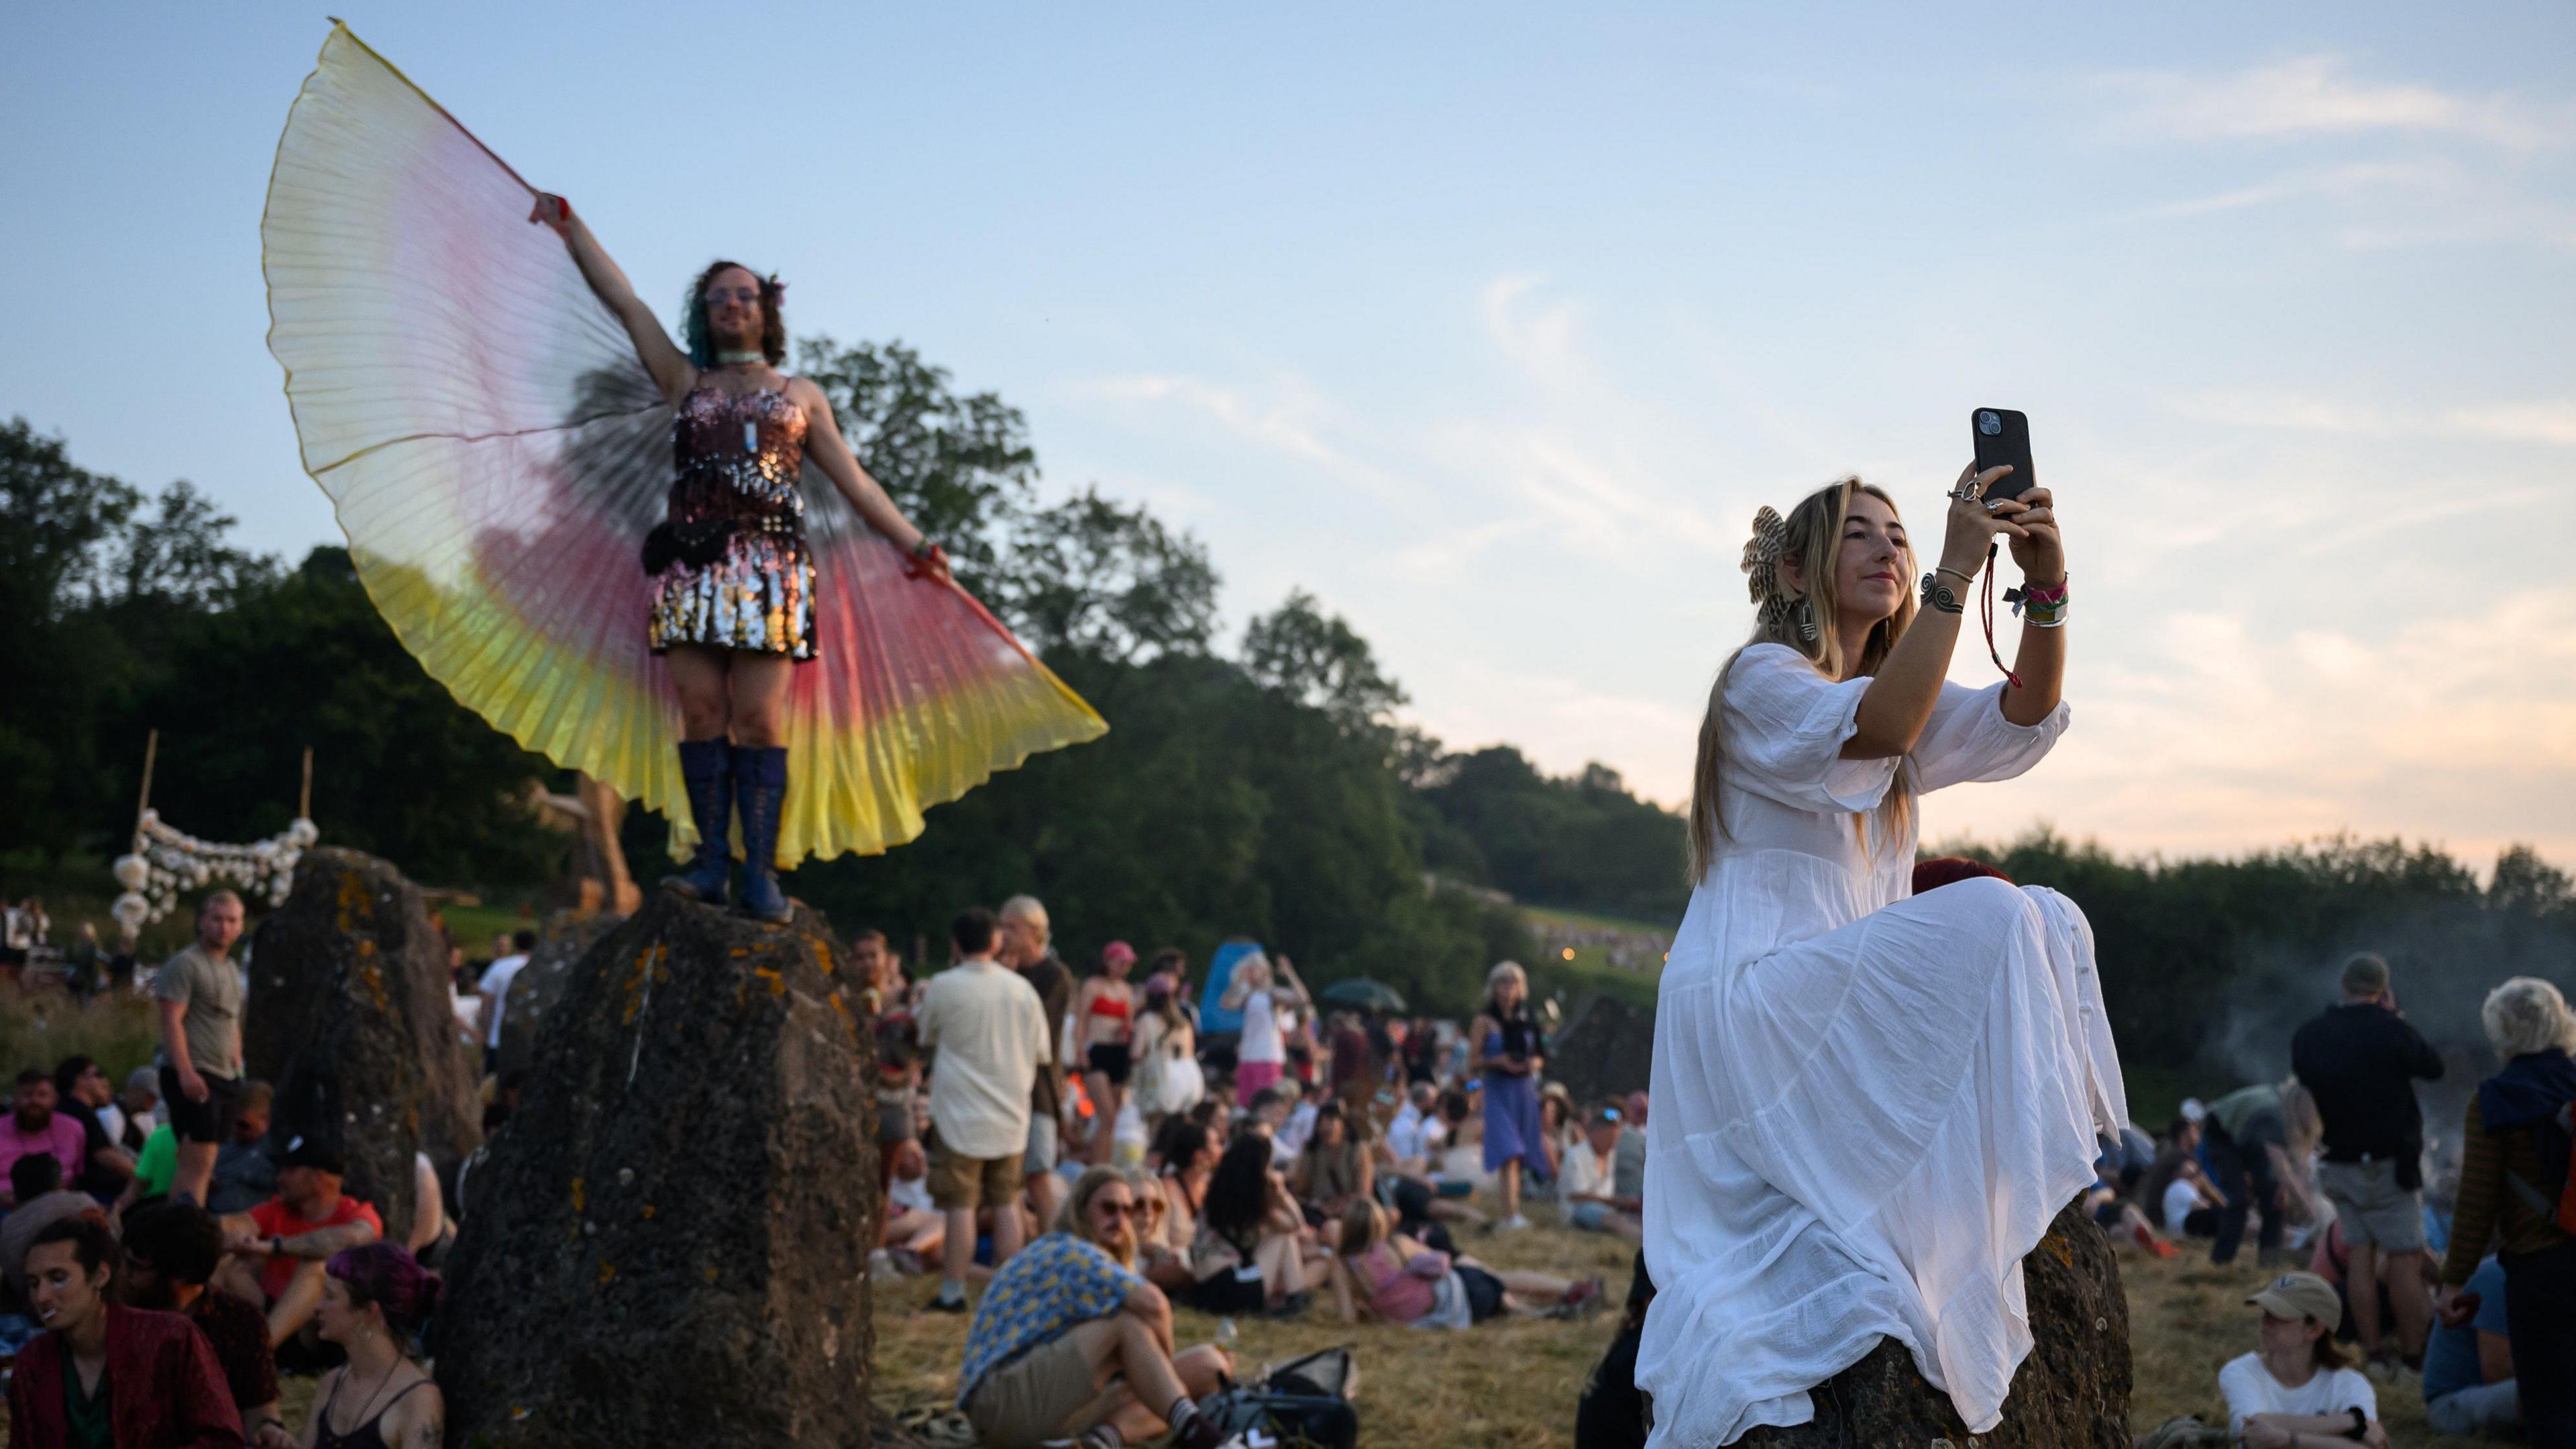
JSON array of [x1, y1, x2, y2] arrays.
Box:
[[916, 906, 1051, 1313]]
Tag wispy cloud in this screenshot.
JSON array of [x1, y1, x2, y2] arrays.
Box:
[[1069, 372, 1416, 504], [2103, 54, 2576, 151], [2169, 389, 2576, 447]]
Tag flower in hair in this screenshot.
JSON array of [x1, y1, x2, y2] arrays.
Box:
[[1740, 506, 1789, 606]]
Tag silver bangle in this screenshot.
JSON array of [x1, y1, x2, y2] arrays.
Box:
[[2027, 611, 2067, 629], [1935, 565, 1978, 584]]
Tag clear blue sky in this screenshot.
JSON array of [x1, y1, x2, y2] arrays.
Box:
[[8, 3, 2573, 866]]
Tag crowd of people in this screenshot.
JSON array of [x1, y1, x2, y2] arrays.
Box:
[[0, 890, 449, 1449], [865, 898, 1629, 1448], [2115, 955, 2576, 1449], [5, 862, 2565, 1449]]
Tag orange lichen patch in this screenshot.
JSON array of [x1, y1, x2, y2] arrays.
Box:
[[826, 989, 857, 1041], [2041, 1232, 2076, 1270], [620, 943, 667, 1024], [570, 1178, 586, 1213], [753, 965, 786, 998], [597, 1260, 616, 1287], [703, 1265, 720, 1283], [641, 1204, 656, 1220]]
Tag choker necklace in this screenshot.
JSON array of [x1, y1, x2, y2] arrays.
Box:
[[713, 350, 764, 366]]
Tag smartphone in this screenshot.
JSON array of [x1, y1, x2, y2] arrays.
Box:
[[1971, 408, 2036, 503]]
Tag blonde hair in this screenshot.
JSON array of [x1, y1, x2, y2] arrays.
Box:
[[1338, 1197, 1388, 1256], [2481, 977, 2576, 1061], [1686, 478, 1917, 882], [1485, 961, 1527, 996]]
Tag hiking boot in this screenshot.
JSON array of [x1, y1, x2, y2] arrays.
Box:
[[658, 739, 733, 903], [729, 743, 792, 924]]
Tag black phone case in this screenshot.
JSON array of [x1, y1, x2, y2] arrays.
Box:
[[1971, 408, 2035, 502]]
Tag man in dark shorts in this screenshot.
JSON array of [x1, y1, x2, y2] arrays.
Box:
[[156, 891, 248, 1206]]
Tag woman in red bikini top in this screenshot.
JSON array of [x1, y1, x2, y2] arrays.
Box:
[[1074, 941, 1140, 1167]]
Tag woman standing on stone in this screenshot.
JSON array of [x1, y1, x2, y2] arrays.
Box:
[[262, 26, 1106, 922], [527, 201, 946, 922], [1637, 469, 2124, 1446]]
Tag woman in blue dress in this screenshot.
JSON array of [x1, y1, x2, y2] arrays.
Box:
[[1471, 961, 1550, 1230]]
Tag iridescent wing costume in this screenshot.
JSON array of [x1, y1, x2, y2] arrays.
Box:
[[260, 23, 1105, 867]]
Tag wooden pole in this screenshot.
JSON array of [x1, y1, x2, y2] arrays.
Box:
[[135, 729, 159, 824], [299, 747, 314, 820]]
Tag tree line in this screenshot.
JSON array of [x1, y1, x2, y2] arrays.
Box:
[[9, 337, 2570, 1040]]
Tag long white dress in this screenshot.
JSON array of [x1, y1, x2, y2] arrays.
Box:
[[1637, 644, 2125, 1447]]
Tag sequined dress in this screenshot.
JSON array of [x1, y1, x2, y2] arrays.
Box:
[[647, 384, 816, 659]]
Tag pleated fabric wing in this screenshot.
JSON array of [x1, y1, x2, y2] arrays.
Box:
[[262, 23, 1105, 865]]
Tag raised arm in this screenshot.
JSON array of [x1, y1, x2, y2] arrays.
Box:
[[1996, 485, 2064, 727], [527, 195, 696, 404], [1843, 464, 2027, 758], [792, 385, 949, 580]]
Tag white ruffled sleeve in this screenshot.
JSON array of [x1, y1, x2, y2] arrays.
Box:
[[1906, 678, 2070, 794], [1721, 644, 1899, 814]]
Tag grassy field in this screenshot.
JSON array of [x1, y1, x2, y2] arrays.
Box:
[[875, 1224, 2490, 1448]]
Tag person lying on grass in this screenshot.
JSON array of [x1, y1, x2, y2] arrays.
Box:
[[1326, 1198, 1601, 1329]]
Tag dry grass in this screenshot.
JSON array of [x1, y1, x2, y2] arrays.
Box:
[[877, 1227, 2496, 1448]]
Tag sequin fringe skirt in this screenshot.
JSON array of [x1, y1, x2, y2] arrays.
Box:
[[647, 531, 817, 660]]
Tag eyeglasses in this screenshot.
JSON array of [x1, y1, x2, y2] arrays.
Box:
[[704, 287, 762, 307], [1093, 1199, 1143, 1220]]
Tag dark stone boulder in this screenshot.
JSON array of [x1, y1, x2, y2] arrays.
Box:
[[1734, 1199, 2131, 1448], [244, 848, 482, 1245], [490, 910, 627, 1080], [1548, 991, 1656, 1107], [436, 892, 879, 1449]]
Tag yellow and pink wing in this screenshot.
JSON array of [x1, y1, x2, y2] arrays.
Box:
[[261, 23, 1104, 865]]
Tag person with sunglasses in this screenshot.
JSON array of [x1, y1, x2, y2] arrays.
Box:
[[957, 1167, 1234, 1449]]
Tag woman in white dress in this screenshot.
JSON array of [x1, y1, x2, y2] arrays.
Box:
[[1637, 468, 2125, 1446]]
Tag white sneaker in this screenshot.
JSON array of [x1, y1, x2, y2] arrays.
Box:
[[1498, 1214, 1532, 1232]]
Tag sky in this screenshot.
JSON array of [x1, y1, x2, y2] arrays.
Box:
[[7, 3, 2573, 871]]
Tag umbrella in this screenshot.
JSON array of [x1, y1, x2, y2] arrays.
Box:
[[1316, 977, 1407, 1014]]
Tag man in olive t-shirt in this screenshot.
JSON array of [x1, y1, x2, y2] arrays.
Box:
[[156, 891, 247, 1207]]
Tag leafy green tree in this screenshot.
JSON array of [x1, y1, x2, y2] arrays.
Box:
[[795, 336, 1035, 581], [1242, 589, 1407, 736], [990, 488, 1219, 661]]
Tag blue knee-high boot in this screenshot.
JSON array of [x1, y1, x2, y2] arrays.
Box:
[[731, 743, 792, 923], [660, 739, 733, 903]]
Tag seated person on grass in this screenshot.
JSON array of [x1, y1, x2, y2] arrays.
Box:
[[3, 1152, 102, 1313], [2420, 1254, 2516, 1440], [120, 1201, 282, 1444], [2217, 1271, 2386, 1449], [214, 1137, 382, 1348], [956, 1166, 1233, 1449], [879, 1138, 945, 1273], [12, 1214, 246, 1449], [1558, 1106, 1642, 1242]]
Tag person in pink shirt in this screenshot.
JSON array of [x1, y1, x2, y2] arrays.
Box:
[[0, 1069, 89, 1207]]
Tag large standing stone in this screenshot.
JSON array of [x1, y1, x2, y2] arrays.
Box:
[[436, 893, 879, 1448], [1733, 1200, 2131, 1448], [244, 848, 482, 1245], [1548, 991, 1656, 1107], [490, 910, 627, 1080]]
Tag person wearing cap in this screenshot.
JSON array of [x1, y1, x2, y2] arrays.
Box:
[[2290, 951, 2445, 1372], [1073, 940, 1138, 1167], [214, 1136, 383, 1349], [1560, 1106, 1643, 1241], [2216, 1271, 2385, 1448]]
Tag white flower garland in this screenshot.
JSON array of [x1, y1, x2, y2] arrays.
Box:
[[110, 809, 319, 930]]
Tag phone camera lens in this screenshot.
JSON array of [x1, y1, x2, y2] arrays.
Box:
[[1976, 411, 2002, 435]]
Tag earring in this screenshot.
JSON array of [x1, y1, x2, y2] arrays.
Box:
[[1795, 596, 1820, 643]]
